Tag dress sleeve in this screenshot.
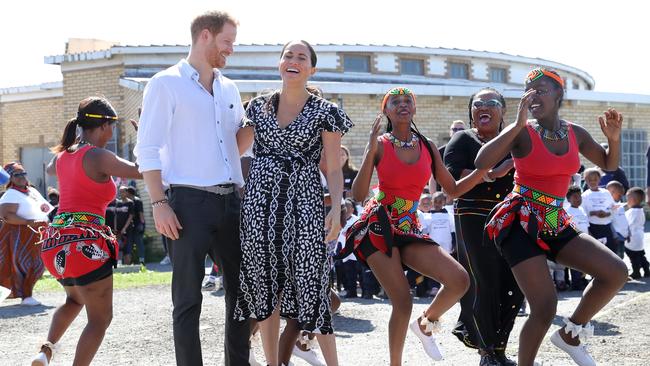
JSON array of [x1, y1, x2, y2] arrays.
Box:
[[244, 98, 259, 127], [323, 104, 354, 135]]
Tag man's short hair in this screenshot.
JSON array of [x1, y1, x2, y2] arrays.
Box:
[[126, 186, 137, 195], [190, 11, 238, 44]]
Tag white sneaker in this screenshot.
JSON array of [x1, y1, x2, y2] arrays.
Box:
[[292, 344, 326, 366], [31, 342, 54, 366], [21, 297, 41, 306], [0, 286, 10, 303], [31, 351, 49, 366], [248, 349, 261, 366], [550, 328, 596, 366], [159, 256, 171, 265], [409, 317, 443, 361]]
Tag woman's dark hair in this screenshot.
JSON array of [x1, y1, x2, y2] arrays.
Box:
[[341, 145, 357, 173], [53, 96, 117, 153], [467, 87, 506, 131], [385, 116, 436, 178], [280, 40, 317, 67]]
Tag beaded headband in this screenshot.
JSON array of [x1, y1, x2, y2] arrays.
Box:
[[381, 87, 417, 111], [526, 68, 565, 89]]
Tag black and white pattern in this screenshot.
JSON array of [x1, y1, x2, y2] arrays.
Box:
[[234, 92, 353, 334]]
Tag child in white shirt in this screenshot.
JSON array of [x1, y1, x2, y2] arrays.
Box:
[[565, 186, 589, 290], [606, 180, 629, 259], [428, 192, 455, 254], [582, 168, 616, 254], [624, 187, 649, 279]]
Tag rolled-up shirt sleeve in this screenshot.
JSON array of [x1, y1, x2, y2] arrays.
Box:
[[134, 77, 174, 173]]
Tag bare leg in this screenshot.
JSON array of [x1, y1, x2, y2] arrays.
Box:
[[37, 286, 85, 361], [72, 275, 114, 366], [510, 255, 557, 366], [367, 248, 412, 366], [555, 233, 628, 345], [259, 305, 281, 366], [278, 319, 300, 364], [315, 333, 338, 366], [401, 243, 469, 331]]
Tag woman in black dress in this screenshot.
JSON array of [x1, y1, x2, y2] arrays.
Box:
[[444, 88, 523, 366], [234, 40, 353, 366]]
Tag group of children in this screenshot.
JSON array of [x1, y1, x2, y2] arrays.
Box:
[[566, 168, 648, 282]]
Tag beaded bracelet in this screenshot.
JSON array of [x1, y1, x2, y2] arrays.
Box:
[[151, 198, 169, 207]]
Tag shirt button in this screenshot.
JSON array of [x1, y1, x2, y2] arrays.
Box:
[[217, 121, 220, 124], [508, 291, 513, 296], [225, 158, 228, 162], [496, 194, 501, 199], [220, 140, 223, 143]]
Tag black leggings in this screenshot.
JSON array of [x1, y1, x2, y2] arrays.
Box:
[[452, 213, 524, 351]]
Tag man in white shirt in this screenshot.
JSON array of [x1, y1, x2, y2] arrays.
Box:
[[134, 11, 249, 366]]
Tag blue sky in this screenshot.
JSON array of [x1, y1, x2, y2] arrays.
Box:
[[1, 0, 648, 94]]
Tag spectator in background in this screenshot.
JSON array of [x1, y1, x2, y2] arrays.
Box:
[[47, 187, 60, 222], [339, 199, 361, 298], [646, 145, 650, 206], [124, 186, 146, 264], [0, 163, 51, 306], [582, 168, 617, 254], [625, 187, 649, 279], [106, 186, 134, 265], [341, 146, 358, 199], [564, 186, 589, 291], [606, 180, 629, 259], [599, 143, 629, 191]]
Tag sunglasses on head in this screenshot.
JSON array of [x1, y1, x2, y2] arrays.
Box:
[[451, 127, 465, 132], [12, 172, 27, 177], [472, 99, 503, 108]]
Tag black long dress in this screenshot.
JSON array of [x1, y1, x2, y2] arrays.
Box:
[[443, 129, 524, 352], [234, 92, 353, 334]]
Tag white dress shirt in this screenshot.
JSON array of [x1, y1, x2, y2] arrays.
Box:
[[611, 201, 630, 238], [134, 59, 245, 187]]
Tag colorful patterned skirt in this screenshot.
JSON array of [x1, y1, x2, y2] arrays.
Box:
[[338, 191, 436, 263], [41, 212, 117, 286], [0, 222, 45, 298], [486, 183, 576, 252]]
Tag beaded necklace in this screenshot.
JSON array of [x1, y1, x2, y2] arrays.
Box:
[[387, 133, 419, 149], [533, 120, 568, 141]]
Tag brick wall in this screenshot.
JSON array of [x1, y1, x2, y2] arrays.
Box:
[[0, 97, 63, 163]]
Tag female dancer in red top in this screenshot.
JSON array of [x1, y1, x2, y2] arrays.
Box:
[[476, 68, 627, 366], [340, 87, 486, 365], [31, 97, 141, 366]]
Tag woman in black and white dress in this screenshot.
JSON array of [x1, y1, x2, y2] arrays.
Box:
[[235, 40, 353, 366]]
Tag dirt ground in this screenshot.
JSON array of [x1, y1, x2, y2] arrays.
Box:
[[2, 274, 650, 365]]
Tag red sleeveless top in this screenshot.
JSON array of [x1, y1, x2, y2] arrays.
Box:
[[376, 134, 432, 202], [513, 122, 580, 198], [57, 145, 117, 217]]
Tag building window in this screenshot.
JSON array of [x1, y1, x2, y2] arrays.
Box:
[[489, 67, 507, 83], [621, 129, 647, 189], [343, 55, 371, 73], [449, 62, 469, 79], [400, 59, 424, 75], [572, 80, 580, 89]]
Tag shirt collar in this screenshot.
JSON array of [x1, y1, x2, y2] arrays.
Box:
[[178, 59, 222, 82]]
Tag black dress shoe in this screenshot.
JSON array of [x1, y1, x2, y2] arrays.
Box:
[[479, 352, 501, 366], [495, 350, 517, 366]]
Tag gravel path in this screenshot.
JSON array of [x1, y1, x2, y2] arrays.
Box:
[[3, 236, 650, 366]]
